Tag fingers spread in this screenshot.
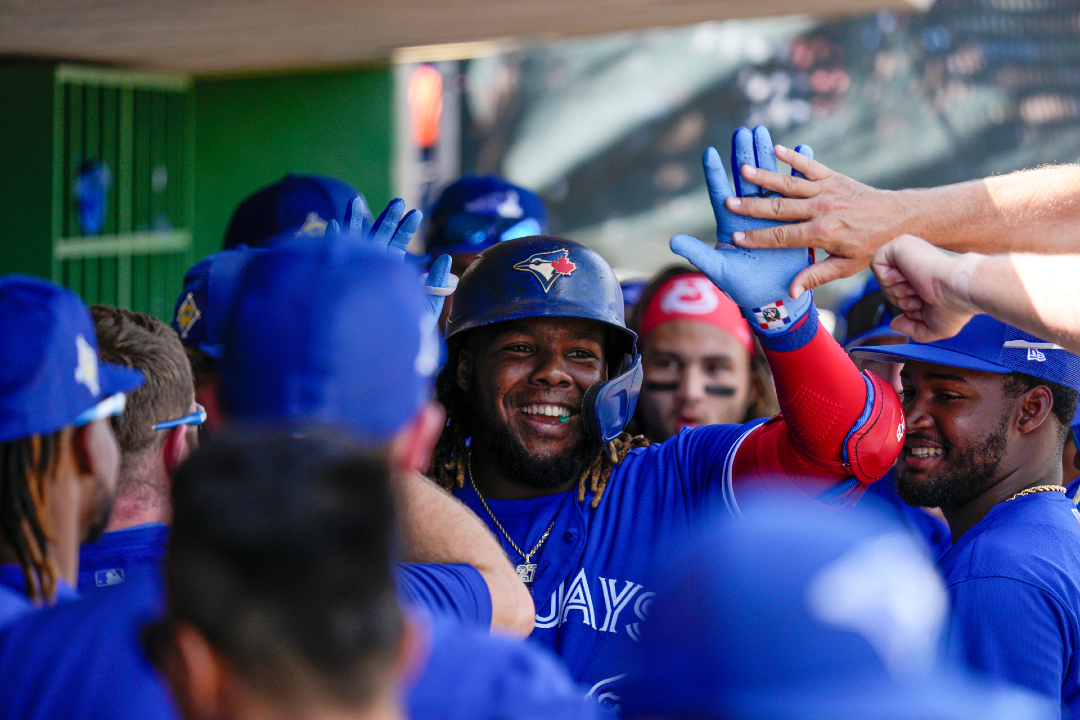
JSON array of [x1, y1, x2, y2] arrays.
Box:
[[774, 144, 831, 181], [752, 125, 778, 175], [731, 127, 761, 197], [703, 147, 735, 223], [671, 234, 723, 274]]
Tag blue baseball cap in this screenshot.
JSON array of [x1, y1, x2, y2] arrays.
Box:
[[850, 315, 1080, 391], [222, 174, 367, 250], [426, 175, 547, 256], [219, 234, 440, 445], [172, 246, 267, 359], [621, 500, 1056, 720], [0, 276, 144, 443], [837, 276, 906, 349]]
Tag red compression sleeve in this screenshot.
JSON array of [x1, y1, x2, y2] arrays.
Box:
[[733, 321, 890, 510]]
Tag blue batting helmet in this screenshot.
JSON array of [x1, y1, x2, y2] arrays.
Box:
[[446, 236, 642, 443]]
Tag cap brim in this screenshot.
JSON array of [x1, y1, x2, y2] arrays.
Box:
[[843, 325, 906, 351], [849, 343, 1011, 373], [99, 362, 145, 398]]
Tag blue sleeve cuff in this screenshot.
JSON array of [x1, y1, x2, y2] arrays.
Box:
[[394, 562, 493, 629]]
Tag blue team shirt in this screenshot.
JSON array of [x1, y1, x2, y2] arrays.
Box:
[[860, 471, 952, 561], [0, 574, 601, 720], [453, 422, 761, 704], [0, 565, 79, 630], [940, 491, 1080, 716], [77, 523, 170, 596], [78, 522, 494, 628]]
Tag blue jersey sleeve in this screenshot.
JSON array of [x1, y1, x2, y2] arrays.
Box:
[[947, 576, 1075, 703], [408, 612, 610, 720], [395, 562, 492, 629]]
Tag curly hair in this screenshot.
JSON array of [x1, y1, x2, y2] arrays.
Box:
[[428, 335, 648, 509], [0, 432, 61, 602]]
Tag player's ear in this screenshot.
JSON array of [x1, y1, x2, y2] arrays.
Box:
[[1016, 384, 1054, 435], [388, 401, 445, 473], [163, 424, 191, 475], [166, 622, 232, 720], [456, 347, 472, 392]]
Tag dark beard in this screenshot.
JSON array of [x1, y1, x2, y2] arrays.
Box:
[[468, 397, 600, 491], [896, 415, 1009, 509]]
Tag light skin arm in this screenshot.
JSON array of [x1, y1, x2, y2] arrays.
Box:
[[872, 234, 1080, 353], [722, 145, 1080, 295], [396, 470, 536, 638]]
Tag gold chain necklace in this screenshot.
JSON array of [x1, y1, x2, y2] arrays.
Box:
[[468, 451, 556, 585], [1005, 485, 1067, 502]]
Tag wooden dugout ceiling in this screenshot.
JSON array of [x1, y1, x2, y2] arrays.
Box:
[[0, 0, 923, 75]]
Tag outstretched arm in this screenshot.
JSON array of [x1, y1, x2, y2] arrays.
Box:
[[719, 147, 1080, 296], [672, 127, 904, 510], [397, 471, 536, 638], [873, 234, 1080, 353]]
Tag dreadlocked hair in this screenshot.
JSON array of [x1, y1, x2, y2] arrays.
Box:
[[429, 335, 649, 509], [0, 433, 61, 602]]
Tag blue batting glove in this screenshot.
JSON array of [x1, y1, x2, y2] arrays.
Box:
[[420, 254, 458, 336], [671, 125, 814, 337], [349, 197, 423, 260]]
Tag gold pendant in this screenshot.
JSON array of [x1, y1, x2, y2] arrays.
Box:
[[516, 563, 537, 583]]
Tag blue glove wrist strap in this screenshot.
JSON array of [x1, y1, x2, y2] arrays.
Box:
[[751, 300, 819, 353]]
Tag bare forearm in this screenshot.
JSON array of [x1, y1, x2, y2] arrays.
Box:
[[965, 254, 1080, 354], [906, 166, 1080, 255], [397, 471, 535, 637]]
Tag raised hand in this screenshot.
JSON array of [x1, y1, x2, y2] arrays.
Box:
[[348, 196, 423, 260], [671, 125, 815, 336], [872, 235, 981, 343]]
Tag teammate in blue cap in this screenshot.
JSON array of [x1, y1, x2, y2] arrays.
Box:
[[851, 315, 1080, 714], [77, 306, 202, 597], [837, 277, 951, 560], [221, 173, 370, 250], [621, 498, 1056, 720], [218, 231, 533, 636], [0, 276, 143, 626], [426, 126, 906, 701], [172, 245, 267, 434], [424, 175, 547, 330]]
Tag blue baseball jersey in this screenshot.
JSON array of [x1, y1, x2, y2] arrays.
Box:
[[77, 523, 169, 596], [409, 609, 610, 720], [0, 565, 79, 630], [0, 573, 600, 720], [77, 522, 493, 628], [940, 491, 1080, 716], [453, 421, 762, 705], [859, 471, 952, 560]]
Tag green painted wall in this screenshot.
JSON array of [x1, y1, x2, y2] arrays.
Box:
[[0, 62, 58, 279], [192, 65, 395, 260]]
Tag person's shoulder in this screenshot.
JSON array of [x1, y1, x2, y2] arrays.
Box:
[[620, 420, 764, 471], [946, 494, 1080, 592], [409, 612, 606, 720], [0, 584, 32, 631]]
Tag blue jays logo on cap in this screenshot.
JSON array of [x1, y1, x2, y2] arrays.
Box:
[[513, 250, 577, 293], [464, 190, 525, 219], [74, 334, 101, 396]]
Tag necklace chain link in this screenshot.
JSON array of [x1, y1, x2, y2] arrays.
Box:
[[468, 452, 556, 564], [1005, 484, 1067, 502]]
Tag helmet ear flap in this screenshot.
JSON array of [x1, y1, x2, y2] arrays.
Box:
[[582, 353, 643, 443]]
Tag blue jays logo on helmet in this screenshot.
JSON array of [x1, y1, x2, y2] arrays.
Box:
[[513, 250, 578, 293]]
